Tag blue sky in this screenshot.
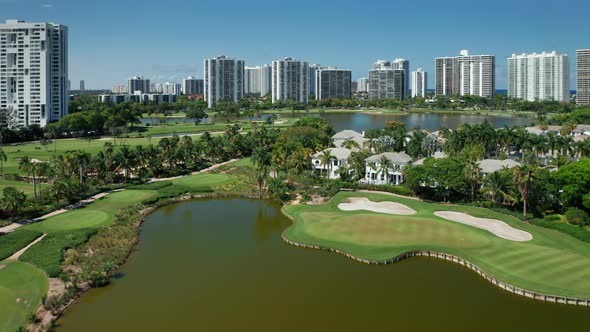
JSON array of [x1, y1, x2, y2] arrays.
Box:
[[1, 0, 588, 89]]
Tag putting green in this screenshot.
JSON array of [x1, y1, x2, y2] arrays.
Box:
[[283, 192, 590, 299]]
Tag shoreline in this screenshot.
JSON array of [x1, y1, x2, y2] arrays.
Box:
[[279, 207, 590, 307]]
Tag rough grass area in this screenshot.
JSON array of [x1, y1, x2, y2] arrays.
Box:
[[283, 191, 590, 299], [0, 230, 44, 260], [0, 261, 48, 332], [0, 178, 35, 197]]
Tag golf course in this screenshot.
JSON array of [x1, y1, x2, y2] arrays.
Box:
[[282, 191, 590, 299]]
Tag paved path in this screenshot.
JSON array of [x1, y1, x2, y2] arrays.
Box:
[[150, 159, 240, 182], [6, 234, 47, 261]]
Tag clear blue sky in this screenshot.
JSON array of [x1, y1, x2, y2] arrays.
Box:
[[1, 0, 588, 89]]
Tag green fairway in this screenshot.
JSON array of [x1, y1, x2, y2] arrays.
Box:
[[283, 192, 590, 299], [0, 261, 48, 332]]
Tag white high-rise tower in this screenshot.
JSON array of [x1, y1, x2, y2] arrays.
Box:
[[411, 68, 427, 98], [508, 51, 570, 102]]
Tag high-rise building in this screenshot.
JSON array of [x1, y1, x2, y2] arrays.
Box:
[[245, 66, 262, 95], [163, 82, 182, 96], [80, 80, 85, 91], [272, 57, 309, 103], [128, 76, 150, 94], [435, 50, 495, 97], [393, 58, 410, 98], [0, 19, 69, 128], [508, 51, 570, 102], [411, 68, 427, 98], [368, 60, 406, 100], [351, 81, 358, 92], [309, 64, 321, 97], [577, 49, 590, 106], [204, 55, 244, 108], [260, 64, 272, 97], [315, 68, 352, 100], [357, 78, 369, 92], [182, 77, 204, 96]]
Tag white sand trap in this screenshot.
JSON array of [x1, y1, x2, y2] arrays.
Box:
[[338, 197, 416, 215], [434, 211, 532, 242]]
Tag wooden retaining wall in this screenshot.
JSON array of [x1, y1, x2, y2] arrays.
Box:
[[281, 211, 590, 307]]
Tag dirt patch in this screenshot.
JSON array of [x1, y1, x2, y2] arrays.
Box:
[[338, 197, 416, 215], [434, 211, 533, 242]]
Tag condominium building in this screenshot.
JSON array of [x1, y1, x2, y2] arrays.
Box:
[[351, 81, 358, 92], [272, 57, 309, 103], [99, 93, 177, 104], [357, 77, 369, 92], [204, 55, 244, 108], [577, 49, 590, 106], [309, 64, 321, 97], [79, 80, 85, 91], [435, 50, 495, 97], [162, 82, 182, 96], [411, 68, 427, 98], [508, 51, 570, 102], [315, 68, 352, 100], [182, 77, 204, 96], [393, 58, 410, 98], [151, 83, 163, 94], [0, 19, 69, 128], [368, 60, 406, 100], [128, 76, 150, 94], [112, 85, 127, 93]]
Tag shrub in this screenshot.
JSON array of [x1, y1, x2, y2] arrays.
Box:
[[529, 218, 590, 243], [565, 208, 590, 226], [543, 214, 562, 223]]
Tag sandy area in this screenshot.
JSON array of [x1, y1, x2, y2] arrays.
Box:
[[434, 211, 533, 242], [338, 197, 417, 215]]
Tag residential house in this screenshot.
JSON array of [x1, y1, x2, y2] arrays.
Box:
[[362, 152, 412, 185], [311, 148, 353, 179], [332, 130, 368, 148], [477, 159, 521, 177]]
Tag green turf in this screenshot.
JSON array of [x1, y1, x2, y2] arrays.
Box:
[[0, 230, 44, 260], [283, 191, 590, 299], [0, 261, 48, 332], [0, 178, 35, 197]]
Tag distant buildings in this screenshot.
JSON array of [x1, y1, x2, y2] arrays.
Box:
[[182, 77, 204, 96], [272, 57, 309, 103], [368, 60, 406, 100], [508, 51, 570, 102], [128, 76, 150, 94], [0, 19, 69, 128], [357, 78, 369, 92], [393, 59, 410, 98], [98, 93, 177, 104], [244, 65, 272, 96], [80, 80, 85, 91], [351, 81, 358, 92], [162, 82, 182, 96], [309, 64, 321, 97], [204, 55, 245, 108], [411, 68, 427, 98], [577, 49, 590, 106], [315, 68, 352, 100], [112, 85, 127, 93], [435, 50, 495, 97]]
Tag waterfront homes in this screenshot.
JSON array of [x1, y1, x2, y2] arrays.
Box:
[[362, 152, 412, 185], [525, 124, 590, 137], [332, 130, 368, 148], [477, 159, 521, 176], [311, 147, 353, 179]]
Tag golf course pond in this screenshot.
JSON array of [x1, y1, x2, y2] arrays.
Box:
[[55, 198, 589, 331], [142, 111, 537, 132]]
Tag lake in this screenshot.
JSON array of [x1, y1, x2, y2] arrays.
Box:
[[55, 199, 589, 332], [142, 112, 536, 134]]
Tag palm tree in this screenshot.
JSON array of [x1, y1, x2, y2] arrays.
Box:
[[72, 150, 91, 184], [252, 147, 272, 198], [377, 155, 394, 184], [18, 156, 37, 200], [0, 149, 6, 176], [319, 150, 335, 190], [342, 138, 360, 150], [481, 170, 513, 206], [1, 187, 27, 216], [464, 158, 481, 202], [115, 145, 136, 182], [513, 164, 535, 221]]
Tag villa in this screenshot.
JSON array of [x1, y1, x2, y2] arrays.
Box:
[[311, 147, 353, 179], [477, 159, 521, 176], [332, 130, 368, 148], [362, 152, 412, 185]]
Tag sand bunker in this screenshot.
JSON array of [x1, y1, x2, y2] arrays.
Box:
[[434, 211, 532, 242], [338, 197, 416, 215]]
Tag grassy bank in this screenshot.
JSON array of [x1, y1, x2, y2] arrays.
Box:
[[0, 159, 256, 332], [283, 191, 590, 299]]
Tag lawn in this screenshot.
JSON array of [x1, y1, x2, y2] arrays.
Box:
[[0, 178, 35, 197], [283, 191, 590, 299], [0, 261, 48, 332]]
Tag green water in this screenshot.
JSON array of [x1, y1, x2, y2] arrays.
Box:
[[56, 199, 589, 331]]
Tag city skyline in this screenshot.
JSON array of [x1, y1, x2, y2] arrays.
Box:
[[1, 0, 588, 90]]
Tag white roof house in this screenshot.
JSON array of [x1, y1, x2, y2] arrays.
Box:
[[311, 147, 352, 179], [477, 159, 521, 175], [362, 152, 412, 185], [332, 130, 368, 148]]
